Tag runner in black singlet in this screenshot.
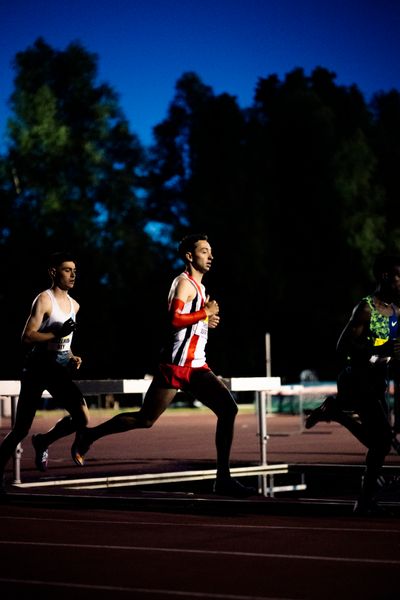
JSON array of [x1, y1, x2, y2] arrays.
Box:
[[305, 255, 400, 515]]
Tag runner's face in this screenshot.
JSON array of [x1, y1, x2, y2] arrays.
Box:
[[53, 261, 77, 290], [190, 240, 213, 273]]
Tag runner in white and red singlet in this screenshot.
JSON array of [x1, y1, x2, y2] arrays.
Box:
[[71, 233, 255, 497]]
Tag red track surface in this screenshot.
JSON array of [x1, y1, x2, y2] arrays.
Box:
[[1, 408, 399, 599]]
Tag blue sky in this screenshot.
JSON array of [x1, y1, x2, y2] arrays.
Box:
[[1, 0, 400, 148]]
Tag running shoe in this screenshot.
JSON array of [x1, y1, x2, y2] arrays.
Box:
[[353, 498, 392, 517], [31, 434, 49, 472], [304, 395, 338, 429], [377, 473, 400, 492], [213, 477, 257, 498], [71, 433, 91, 466]]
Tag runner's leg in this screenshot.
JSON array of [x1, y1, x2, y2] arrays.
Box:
[[188, 371, 238, 479], [70, 381, 178, 464], [0, 373, 41, 475]]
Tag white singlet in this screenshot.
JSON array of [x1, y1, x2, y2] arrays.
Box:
[[37, 289, 76, 354]]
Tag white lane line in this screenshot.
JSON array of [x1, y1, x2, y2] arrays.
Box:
[[0, 579, 297, 600], [1, 514, 399, 535], [0, 540, 399, 565]]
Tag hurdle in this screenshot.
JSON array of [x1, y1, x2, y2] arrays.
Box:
[[0, 376, 307, 496]]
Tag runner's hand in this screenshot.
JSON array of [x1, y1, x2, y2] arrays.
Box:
[[57, 318, 76, 338], [204, 297, 219, 317], [69, 355, 82, 370], [208, 314, 220, 329]]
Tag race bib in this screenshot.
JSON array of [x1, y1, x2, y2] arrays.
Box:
[[48, 333, 73, 353], [194, 318, 209, 339]]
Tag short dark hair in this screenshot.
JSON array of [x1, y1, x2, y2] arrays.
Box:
[[372, 254, 400, 281], [47, 251, 76, 269], [178, 233, 208, 262]]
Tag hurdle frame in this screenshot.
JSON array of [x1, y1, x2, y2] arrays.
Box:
[[0, 376, 309, 496]]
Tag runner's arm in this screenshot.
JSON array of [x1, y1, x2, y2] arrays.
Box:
[[21, 293, 59, 345], [170, 277, 218, 329]]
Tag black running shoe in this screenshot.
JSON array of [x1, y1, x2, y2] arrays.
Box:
[[32, 434, 49, 472], [377, 474, 400, 492], [353, 498, 392, 517], [213, 477, 257, 498], [305, 396, 338, 430]]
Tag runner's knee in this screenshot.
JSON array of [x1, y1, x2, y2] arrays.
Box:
[[136, 416, 156, 429], [230, 401, 239, 418], [14, 424, 31, 440], [217, 397, 238, 420], [68, 398, 89, 429], [122, 412, 156, 429], [77, 410, 89, 428]]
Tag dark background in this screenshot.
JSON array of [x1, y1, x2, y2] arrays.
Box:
[[1, 40, 400, 383]]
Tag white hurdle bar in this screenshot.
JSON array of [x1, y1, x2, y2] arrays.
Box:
[[0, 377, 282, 486]]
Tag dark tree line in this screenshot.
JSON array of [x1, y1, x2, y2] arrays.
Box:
[[1, 38, 400, 382]]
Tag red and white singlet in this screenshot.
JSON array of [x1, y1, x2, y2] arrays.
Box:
[[166, 272, 209, 368]]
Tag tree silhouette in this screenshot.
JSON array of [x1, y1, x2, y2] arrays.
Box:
[[0, 38, 164, 378], [2, 40, 400, 382]]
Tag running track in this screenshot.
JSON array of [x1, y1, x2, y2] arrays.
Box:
[[1, 502, 399, 600], [1, 409, 399, 599]]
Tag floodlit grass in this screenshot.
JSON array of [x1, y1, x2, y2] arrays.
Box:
[[31, 403, 257, 420]]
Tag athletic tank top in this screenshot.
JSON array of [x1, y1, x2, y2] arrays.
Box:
[[33, 289, 76, 364], [364, 295, 399, 346], [164, 272, 209, 368]]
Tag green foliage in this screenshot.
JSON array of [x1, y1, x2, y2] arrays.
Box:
[[334, 130, 385, 272], [1, 40, 400, 381], [147, 66, 397, 379], [5, 38, 147, 251], [0, 38, 164, 378]]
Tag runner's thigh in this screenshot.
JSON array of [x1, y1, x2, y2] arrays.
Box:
[[189, 370, 237, 415]]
